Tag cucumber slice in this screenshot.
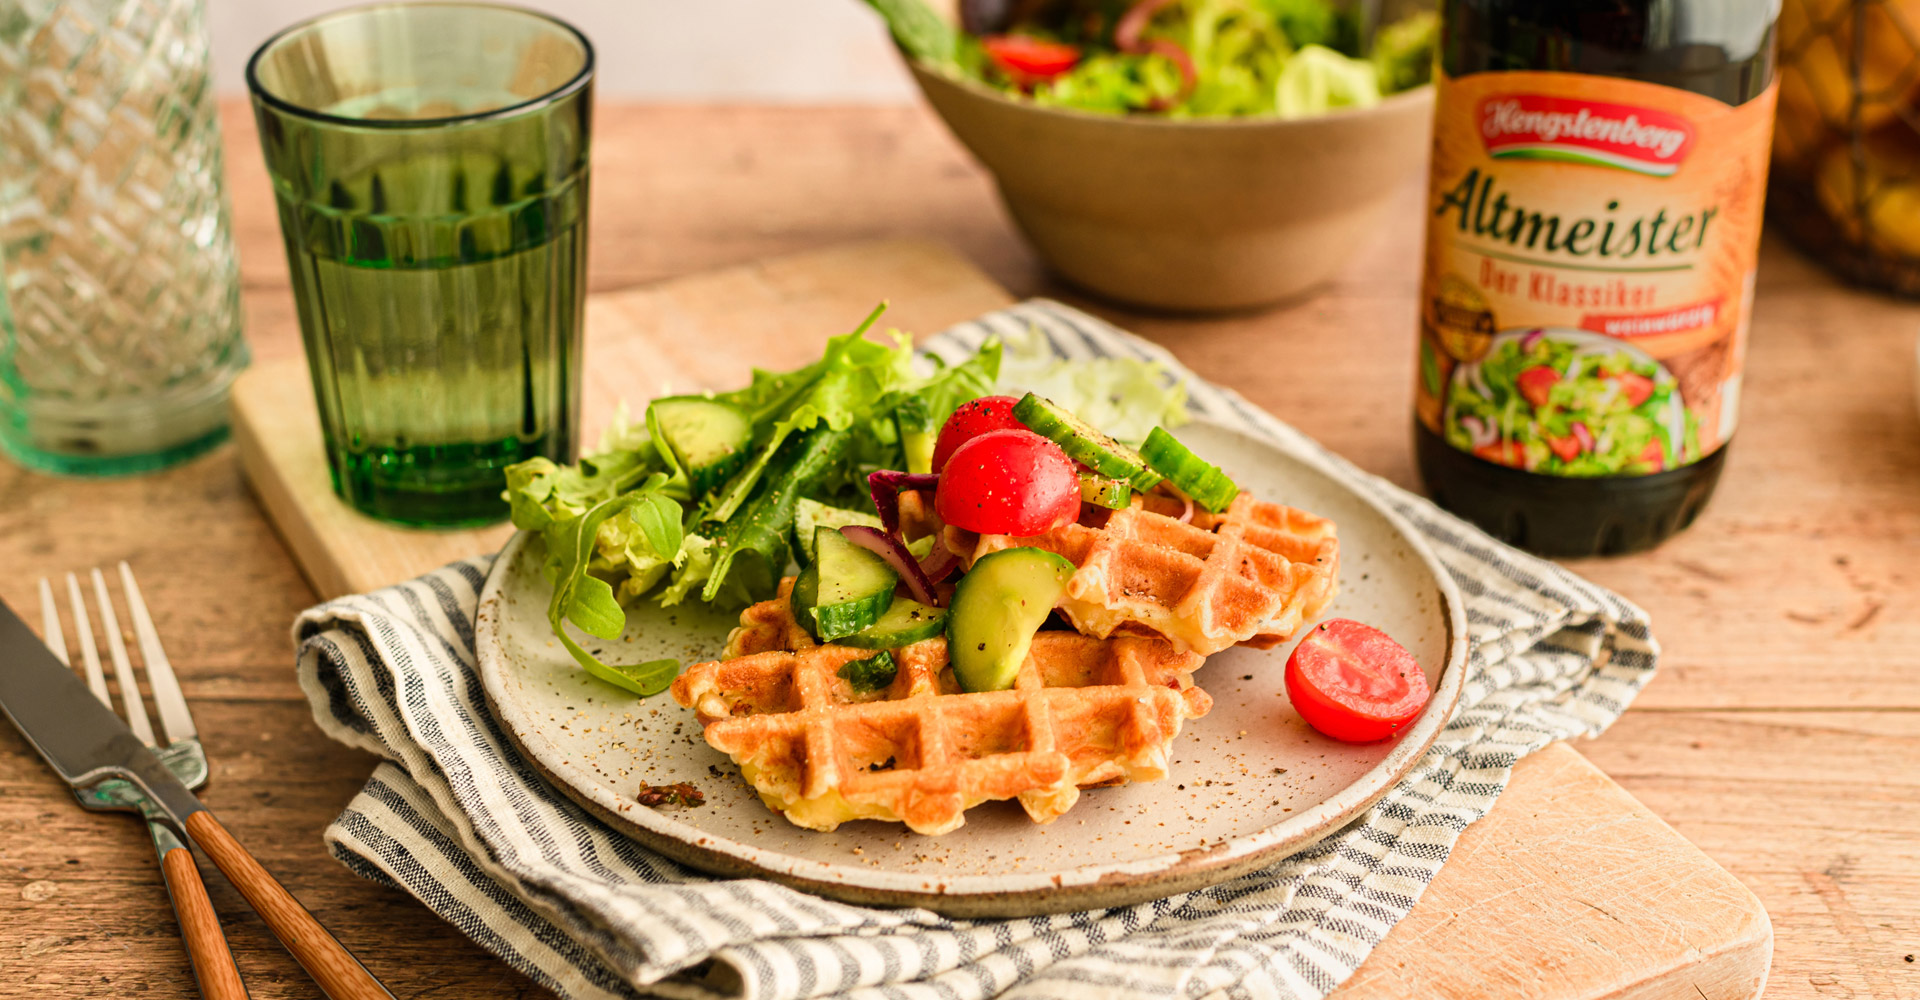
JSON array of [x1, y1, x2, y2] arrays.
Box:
[[1078, 472, 1133, 510], [946, 547, 1074, 693], [893, 396, 938, 474], [793, 498, 883, 566], [809, 526, 899, 641], [647, 396, 753, 495], [841, 596, 947, 649], [1013, 393, 1163, 490], [789, 561, 821, 641], [1141, 427, 1240, 512]]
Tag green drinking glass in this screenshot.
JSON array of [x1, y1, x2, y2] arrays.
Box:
[[247, 2, 592, 527]]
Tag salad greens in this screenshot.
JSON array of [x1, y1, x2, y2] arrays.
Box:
[[866, 0, 1436, 119], [1445, 331, 1699, 478], [998, 323, 1188, 446], [505, 311, 1189, 696]]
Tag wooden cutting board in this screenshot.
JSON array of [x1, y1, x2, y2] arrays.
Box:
[[230, 239, 1771, 1000]]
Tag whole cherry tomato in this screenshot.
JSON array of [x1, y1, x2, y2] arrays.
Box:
[[931, 395, 1026, 472], [1285, 619, 1431, 743], [935, 428, 1080, 535]]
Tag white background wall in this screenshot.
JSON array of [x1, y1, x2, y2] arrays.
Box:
[[208, 0, 920, 101]]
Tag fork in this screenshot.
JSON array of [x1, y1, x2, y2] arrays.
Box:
[[39, 564, 249, 1000]]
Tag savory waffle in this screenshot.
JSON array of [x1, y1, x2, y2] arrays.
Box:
[[905, 489, 1339, 656], [675, 583, 1211, 835]]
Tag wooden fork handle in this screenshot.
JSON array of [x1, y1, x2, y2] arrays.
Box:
[[185, 811, 397, 1000], [158, 842, 249, 1000]]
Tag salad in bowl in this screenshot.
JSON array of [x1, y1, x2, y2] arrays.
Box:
[[1444, 328, 1698, 477], [866, 0, 1437, 119]]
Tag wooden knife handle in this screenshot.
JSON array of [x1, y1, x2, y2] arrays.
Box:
[[159, 845, 250, 1000], [185, 811, 396, 1000]]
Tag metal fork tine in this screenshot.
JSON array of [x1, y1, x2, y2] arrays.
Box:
[[65, 573, 111, 706], [90, 567, 156, 747], [37, 579, 69, 667], [119, 562, 196, 743]]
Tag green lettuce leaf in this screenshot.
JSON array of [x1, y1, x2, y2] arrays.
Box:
[[881, 335, 1002, 472], [1274, 44, 1381, 119], [996, 324, 1188, 446], [542, 479, 681, 696]]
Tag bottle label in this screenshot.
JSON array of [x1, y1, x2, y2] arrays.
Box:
[[1416, 70, 1776, 477]]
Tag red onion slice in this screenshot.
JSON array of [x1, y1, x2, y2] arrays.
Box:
[[867, 470, 940, 535], [1115, 0, 1196, 104], [1571, 420, 1596, 452], [1144, 38, 1197, 91], [1114, 0, 1177, 51], [841, 525, 941, 607], [918, 535, 961, 583], [1176, 494, 1195, 524]]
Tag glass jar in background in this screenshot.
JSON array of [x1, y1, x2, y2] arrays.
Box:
[[0, 0, 248, 475], [1769, 0, 1920, 296], [247, 3, 593, 527]]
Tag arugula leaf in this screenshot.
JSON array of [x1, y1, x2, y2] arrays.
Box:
[[543, 480, 681, 696], [882, 336, 1001, 472], [888, 335, 1001, 431], [705, 304, 907, 523], [698, 423, 853, 603]]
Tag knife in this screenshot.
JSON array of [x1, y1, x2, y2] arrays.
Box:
[[0, 598, 398, 1000]]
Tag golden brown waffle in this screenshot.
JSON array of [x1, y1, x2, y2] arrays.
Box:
[[675, 584, 1210, 835], [905, 489, 1339, 656]]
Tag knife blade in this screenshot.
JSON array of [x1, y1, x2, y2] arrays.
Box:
[[0, 596, 204, 824]]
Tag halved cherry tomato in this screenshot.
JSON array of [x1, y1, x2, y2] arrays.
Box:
[[935, 428, 1080, 535], [1285, 619, 1430, 743], [981, 35, 1082, 81], [1615, 372, 1655, 407], [1515, 366, 1560, 408], [1634, 439, 1665, 472], [1546, 434, 1583, 463], [931, 395, 1025, 472], [1473, 439, 1527, 468]]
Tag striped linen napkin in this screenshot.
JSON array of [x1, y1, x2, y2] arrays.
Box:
[[294, 299, 1658, 1000]]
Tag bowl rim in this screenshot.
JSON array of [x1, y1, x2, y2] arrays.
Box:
[[902, 52, 1434, 131]]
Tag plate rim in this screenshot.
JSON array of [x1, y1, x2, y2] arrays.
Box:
[[474, 419, 1471, 916]]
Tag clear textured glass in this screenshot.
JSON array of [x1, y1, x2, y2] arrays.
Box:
[[0, 0, 248, 475], [247, 3, 593, 527]]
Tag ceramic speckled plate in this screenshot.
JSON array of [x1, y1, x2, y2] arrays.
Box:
[[475, 420, 1468, 917]]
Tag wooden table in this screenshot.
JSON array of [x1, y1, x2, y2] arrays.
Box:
[[0, 100, 1915, 999]]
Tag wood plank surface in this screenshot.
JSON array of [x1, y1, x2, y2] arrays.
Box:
[[0, 99, 1915, 1000]]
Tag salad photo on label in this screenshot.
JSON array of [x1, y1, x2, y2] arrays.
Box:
[[1443, 328, 1697, 477]]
